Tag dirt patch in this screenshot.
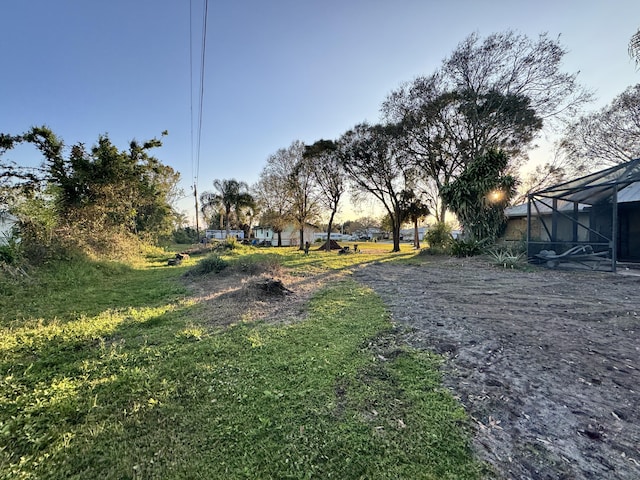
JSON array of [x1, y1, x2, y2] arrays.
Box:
[[183, 263, 341, 327], [353, 256, 640, 480]]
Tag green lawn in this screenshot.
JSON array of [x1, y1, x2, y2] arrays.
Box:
[[0, 245, 484, 479]]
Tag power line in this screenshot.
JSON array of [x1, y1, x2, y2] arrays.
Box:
[[190, 0, 209, 235], [189, 0, 194, 186], [195, 0, 209, 184]]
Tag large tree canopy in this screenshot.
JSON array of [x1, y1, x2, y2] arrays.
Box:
[[561, 83, 640, 168], [1, 126, 180, 258], [383, 31, 591, 221], [29, 128, 178, 237]]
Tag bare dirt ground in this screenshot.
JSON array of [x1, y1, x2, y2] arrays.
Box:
[[183, 263, 333, 327], [353, 256, 640, 480]]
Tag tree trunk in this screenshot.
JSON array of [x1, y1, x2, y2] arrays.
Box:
[[225, 207, 231, 239], [277, 231, 282, 247], [325, 211, 336, 252], [414, 219, 420, 249], [392, 216, 401, 252], [299, 228, 304, 250], [439, 203, 447, 224]]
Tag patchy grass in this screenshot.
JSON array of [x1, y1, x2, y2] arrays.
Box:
[[0, 256, 191, 326], [0, 247, 483, 479]]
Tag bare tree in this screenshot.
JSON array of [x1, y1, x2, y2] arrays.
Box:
[[304, 139, 346, 251], [339, 123, 414, 252], [630, 29, 640, 66], [287, 142, 320, 249], [561, 84, 640, 168], [254, 141, 318, 248], [254, 153, 294, 247]]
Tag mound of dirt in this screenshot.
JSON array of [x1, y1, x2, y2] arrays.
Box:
[[353, 256, 640, 480], [252, 277, 292, 296], [316, 240, 342, 250]]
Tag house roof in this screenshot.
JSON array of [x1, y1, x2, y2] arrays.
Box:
[[532, 158, 640, 205]]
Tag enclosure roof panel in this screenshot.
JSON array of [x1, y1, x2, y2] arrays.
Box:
[[533, 158, 640, 204]]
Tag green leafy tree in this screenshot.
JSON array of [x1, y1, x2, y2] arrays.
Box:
[[18, 127, 179, 250], [440, 149, 517, 242], [0, 133, 43, 207], [200, 179, 254, 238]]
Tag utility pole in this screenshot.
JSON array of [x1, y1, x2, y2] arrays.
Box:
[[193, 183, 200, 240]]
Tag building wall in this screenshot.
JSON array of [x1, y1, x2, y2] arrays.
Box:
[[206, 229, 245, 240], [505, 213, 590, 243]]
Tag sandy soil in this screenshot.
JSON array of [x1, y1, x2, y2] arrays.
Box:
[[352, 256, 640, 480]]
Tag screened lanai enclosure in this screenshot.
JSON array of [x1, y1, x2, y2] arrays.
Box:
[[526, 158, 640, 272]]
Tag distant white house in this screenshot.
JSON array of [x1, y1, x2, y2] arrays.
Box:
[[354, 227, 385, 241], [0, 210, 18, 246], [312, 232, 353, 242], [205, 229, 245, 240], [253, 223, 319, 247], [400, 227, 427, 242]]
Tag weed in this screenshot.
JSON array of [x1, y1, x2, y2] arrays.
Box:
[[488, 248, 526, 269]]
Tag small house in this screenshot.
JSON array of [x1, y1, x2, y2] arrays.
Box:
[[205, 229, 245, 240], [253, 223, 319, 247]]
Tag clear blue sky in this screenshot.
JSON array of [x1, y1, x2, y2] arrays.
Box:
[[2, 0, 639, 222]]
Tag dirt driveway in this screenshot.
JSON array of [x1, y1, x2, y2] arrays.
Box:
[[353, 257, 640, 480]]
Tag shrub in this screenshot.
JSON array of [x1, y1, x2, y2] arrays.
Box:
[[450, 238, 487, 257], [171, 227, 199, 245], [191, 254, 228, 275], [425, 222, 454, 250]]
